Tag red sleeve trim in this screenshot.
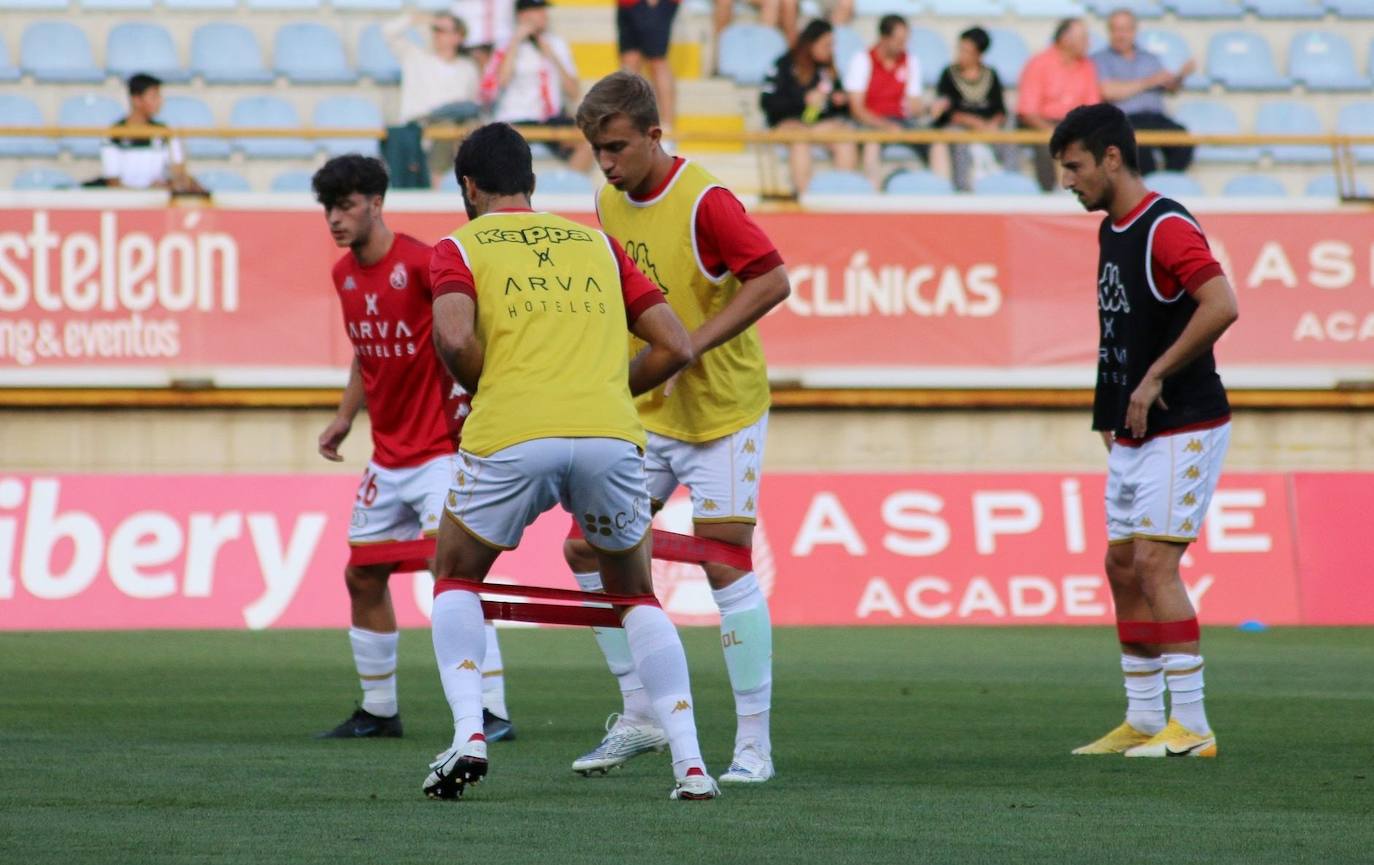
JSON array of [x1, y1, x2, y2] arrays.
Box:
[[1183, 262, 1225, 295], [736, 251, 785, 282], [434, 280, 476, 299], [626, 291, 666, 325]]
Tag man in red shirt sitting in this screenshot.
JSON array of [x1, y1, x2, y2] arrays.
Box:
[[1017, 17, 1102, 191]]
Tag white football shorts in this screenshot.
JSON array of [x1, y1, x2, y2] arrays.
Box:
[[445, 437, 652, 553], [1106, 422, 1231, 545], [349, 454, 456, 545], [645, 412, 767, 524]]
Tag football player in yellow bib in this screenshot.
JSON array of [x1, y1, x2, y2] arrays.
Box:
[[564, 71, 792, 784], [423, 123, 718, 801]]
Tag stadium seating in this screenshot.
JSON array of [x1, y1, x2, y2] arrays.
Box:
[[1205, 31, 1290, 90], [807, 170, 878, 194], [973, 171, 1041, 195], [1288, 32, 1366, 91], [906, 27, 949, 88], [1327, 0, 1374, 15], [1245, 0, 1325, 17], [1006, 0, 1089, 17], [271, 169, 315, 192], [1169, 0, 1245, 17], [1305, 173, 1372, 196], [928, 0, 1005, 13], [1256, 100, 1329, 163], [1171, 101, 1262, 164], [333, 0, 404, 9], [833, 26, 865, 82], [1138, 29, 1209, 90], [0, 0, 67, 8], [1084, 0, 1165, 14], [191, 23, 272, 84], [313, 96, 384, 157], [107, 23, 190, 84], [1335, 103, 1374, 162], [20, 21, 104, 83], [12, 166, 78, 190], [164, 0, 236, 8], [274, 23, 356, 84], [1222, 173, 1288, 195], [853, 0, 921, 14], [229, 96, 313, 159], [1145, 170, 1205, 197], [884, 169, 956, 195], [0, 36, 20, 82], [81, 0, 154, 10], [535, 169, 596, 196], [247, 0, 321, 9], [717, 24, 787, 87], [195, 168, 252, 192], [984, 28, 1031, 89], [358, 24, 407, 84], [58, 94, 124, 158], [158, 95, 231, 159], [0, 95, 59, 157]]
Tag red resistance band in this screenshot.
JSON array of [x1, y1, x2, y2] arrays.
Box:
[[1116, 618, 1201, 644]]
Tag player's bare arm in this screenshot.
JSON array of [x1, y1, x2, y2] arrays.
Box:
[[1126, 275, 1239, 438], [318, 357, 366, 462], [685, 265, 790, 360], [432, 293, 484, 394], [627, 303, 693, 396]]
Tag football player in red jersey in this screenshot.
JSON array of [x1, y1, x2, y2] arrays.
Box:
[[311, 155, 515, 742]]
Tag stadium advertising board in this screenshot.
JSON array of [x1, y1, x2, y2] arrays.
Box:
[[1, 199, 1372, 387], [0, 472, 1367, 631]]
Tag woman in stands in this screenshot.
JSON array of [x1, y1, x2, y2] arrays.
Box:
[[759, 19, 858, 195], [930, 26, 1018, 192]]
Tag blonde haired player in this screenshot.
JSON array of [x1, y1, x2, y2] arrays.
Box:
[[311, 155, 514, 742], [566, 71, 791, 783]]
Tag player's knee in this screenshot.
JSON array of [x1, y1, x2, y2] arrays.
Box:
[[345, 565, 390, 601], [1132, 544, 1180, 591], [1104, 548, 1136, 588], [563, 538, 598, 573]]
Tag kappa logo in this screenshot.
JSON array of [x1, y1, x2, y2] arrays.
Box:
[[1098, 262, 1132, 314], [624, 240, 670, 294], [390, 263, 408, 290], [1185, 439, 1204, 453], [671, 700, 691, 713], [457, 659, 479, 671], [472, 225, 593, 246], [1182, 493, 1198, 506], [342, 275, 357, 291], [1185, 466, 1201, 479], [1179, 519, 1195, 533]]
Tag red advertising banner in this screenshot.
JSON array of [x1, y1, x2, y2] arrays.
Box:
[[1, 201, 1372, 383], [0, 471, 1365, 631]]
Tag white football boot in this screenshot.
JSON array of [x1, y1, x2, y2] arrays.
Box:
[[719, 741, 774, 784], [571, 713, 668, 776], [670, 769, 721, 801], [423, 734, 488, 799]]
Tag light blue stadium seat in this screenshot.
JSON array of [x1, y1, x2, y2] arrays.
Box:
[[0, 95, 59, 157], [535, 169, 595, 196], [191, 23, 272, 84], [13, 167, 78, 190], [58, 94, 124, 158], [0, 35, 20, 81], [333, 0, 403, 9], [853, 0, 922, 14], [1006, 0, 1085, 16], [1084, 0, 1165, 15], [1145, 171, 1204, 198], [1172, 101, 1260, 164], [230, 96, 314, 159], [1326, 0, 1374, 15], [806, 170, 877, 195], [0, 0, 67, 8], [158, 95, 230, 160], [439, 171, 459, 191], [1244, 0, 1324, 17], [81, 0, 152, 9], [884, 169, 955, 195], [107, 23, 189, 83], [1138, 29, 1208, 90], [247, 0, 319, 9], [358, 24, 418, 84], [1336, 102, 1374, 163], [313, 96, 383, 157], [271, 170, 315, 193], [21, 21, 104, 82], [833, 26, 865, 82], [1205, 31, 1289, 90], [275, 23, 356, 84], [1289, 32, 1364, 91], [718, 24, 787, 86], [985, 28, 1030, 89], [1256, 101, 1327, 164], [1168, 0, 1244, 16], [196, 169, 252, 193], [928, 0, 1003, 12], [1222, 173, 1287, 196], [1305, 174, 1372, 197], [907, 27, 948, 88], [164, 0, 235, 8], [973, 171, 1040, 195]]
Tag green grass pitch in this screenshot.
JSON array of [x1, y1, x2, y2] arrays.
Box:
[[2, 626, 1371, 864]]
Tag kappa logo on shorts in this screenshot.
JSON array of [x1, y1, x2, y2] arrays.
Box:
[[447, 491, 459, 509], [1185, 439, 1204, 453], [743, 439, 757, 454], [745, 497, 755, 511], [1185, 466, 1201, 479], [1179, 519, 1195, 533], [1139, 516, 1154, 528], [743, 467, 756, 483], [1182, 493, 1198, 506], [701, 499, 719, 512], [671, 700, 691, 713], [390, 263, 408, 290]]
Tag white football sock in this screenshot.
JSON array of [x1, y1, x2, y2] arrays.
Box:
[[574, 570, 652, 724], [349, 627, 399, 718], [712, 573, 773, 743], [431, 590, 487, 748], [480, 622, 509, 720], [1163, 653, 1211, 734], [622, 605, 703, 776], [1121, 653, 1166, 735]]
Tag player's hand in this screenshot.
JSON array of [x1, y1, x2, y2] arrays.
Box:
[[1126, 375, 1167, 439], [318, 415, 352, 462]]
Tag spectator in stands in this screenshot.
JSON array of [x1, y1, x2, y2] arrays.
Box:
[[932, 26, 1017, 192], [761, 19, 858, 195], [618, 0, 680, 134], [384, 12, 482, 188], [844, 14, 947, 186], [482, 0, 592, 171], [713, 0, 851, 71], [101, 74, 204, 194], [450, 0, 514, 68], [1093, 8, 1195, 176], [1016, 18, 1101, 190]]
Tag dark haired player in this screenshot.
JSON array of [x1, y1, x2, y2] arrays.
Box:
[[311, 155, 514, 742], [1051, 104, 1238, 758]]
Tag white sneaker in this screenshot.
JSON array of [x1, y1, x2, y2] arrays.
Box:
[[423, 734, 488, 800], [571, 713, 668, 776], [669, 769, 720, 801], [719, 741, 774, 784]]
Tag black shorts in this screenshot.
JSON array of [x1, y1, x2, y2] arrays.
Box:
[[617, 0, 678, 59]]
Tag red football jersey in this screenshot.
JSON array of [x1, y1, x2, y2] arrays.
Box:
[[332, 233, 467, 468]]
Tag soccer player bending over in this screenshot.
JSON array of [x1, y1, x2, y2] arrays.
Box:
[[311, 154, 514, 742], [1053, 104, 1238, 758], [563, 71, 791, 785], [423, 123, 717, 800]]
